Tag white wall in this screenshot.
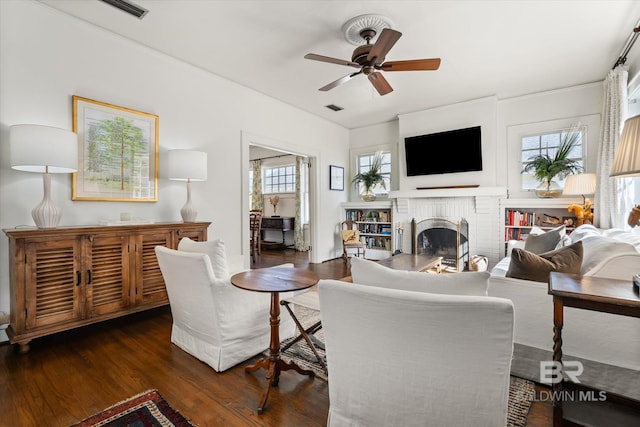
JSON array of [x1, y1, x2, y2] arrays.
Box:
[[0, 1, 350, 340], [397, 96, 499, 191], [349, 83, 605, 266]]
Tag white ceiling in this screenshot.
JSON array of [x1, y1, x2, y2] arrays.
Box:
[[38, 0, 640, 130]]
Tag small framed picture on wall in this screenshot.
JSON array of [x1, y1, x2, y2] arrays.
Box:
[[330, 165, 344, 191]]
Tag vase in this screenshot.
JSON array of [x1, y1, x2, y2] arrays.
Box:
[[360, 188, 376, 202], [535, 180, 562, 198]]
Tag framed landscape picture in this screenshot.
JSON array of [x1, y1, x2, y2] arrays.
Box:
[[330, 165, 344, 191], [72, 96, 159, 201]]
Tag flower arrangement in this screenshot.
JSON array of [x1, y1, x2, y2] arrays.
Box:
[[269, 196, 280, 216]]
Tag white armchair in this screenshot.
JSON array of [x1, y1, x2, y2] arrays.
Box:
[[318, 278, 514, 427], [155, 241, 295, 372]]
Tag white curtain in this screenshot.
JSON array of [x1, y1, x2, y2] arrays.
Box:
[[595, 67, 634, 229], [293, 156, 308, 251], [251, 160, 263, 212]]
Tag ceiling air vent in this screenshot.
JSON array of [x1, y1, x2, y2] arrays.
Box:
[[99, 0, 148, 19], [325, 104, 344, 112]]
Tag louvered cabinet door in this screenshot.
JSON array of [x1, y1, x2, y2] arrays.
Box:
[[85, 235, 131, 317], [24, 239, 83, 330], [132, 230, 172, 306]]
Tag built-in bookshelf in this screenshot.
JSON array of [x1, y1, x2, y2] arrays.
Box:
[[500, 197, 583, 256], [342, 202, 393, 260]]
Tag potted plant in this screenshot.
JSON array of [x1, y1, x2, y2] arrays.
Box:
[[352, 152, 386, 201], [522, 124, 584, 198]]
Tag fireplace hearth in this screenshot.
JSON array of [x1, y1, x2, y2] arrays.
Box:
[[411, 217, 469, 271]]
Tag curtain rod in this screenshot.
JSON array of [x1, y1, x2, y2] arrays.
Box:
[[251, 153, 304, 161], [613, 19, 640, 69]]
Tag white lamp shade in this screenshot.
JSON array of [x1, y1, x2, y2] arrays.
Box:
[[611, 114, 640, 177], [562, 173, 597, 196], [10, 124, 78, 173], [168, 150, 207, 181]]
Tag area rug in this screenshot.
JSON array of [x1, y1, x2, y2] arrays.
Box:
[[70, 389, 195, 427], [278, 305, 535, 427]]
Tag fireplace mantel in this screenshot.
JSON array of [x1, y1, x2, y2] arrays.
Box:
[[389, 186, 507, 199]]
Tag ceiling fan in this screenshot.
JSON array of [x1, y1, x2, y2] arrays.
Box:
[[304, 27, 441, 96]]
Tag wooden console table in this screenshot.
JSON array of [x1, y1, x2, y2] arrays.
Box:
[[4, 221, 210, 353], [548, 272, 640, 426], [261, 216, 294, 248]]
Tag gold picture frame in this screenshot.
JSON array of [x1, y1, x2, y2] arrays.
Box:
[[72, 96, 159, 202]]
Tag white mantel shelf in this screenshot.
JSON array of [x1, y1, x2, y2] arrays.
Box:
[[389, 186, 507, 199]]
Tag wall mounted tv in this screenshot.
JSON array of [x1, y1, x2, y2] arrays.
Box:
[[404, 126, 482, 176]]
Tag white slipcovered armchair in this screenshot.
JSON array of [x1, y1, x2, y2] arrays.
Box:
[[318, 277, 515, 427], [155, 238, 295, 372]]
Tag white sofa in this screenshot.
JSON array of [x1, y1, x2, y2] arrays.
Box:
[[489, 225, 640, 371], [155, 238, 296, 372]]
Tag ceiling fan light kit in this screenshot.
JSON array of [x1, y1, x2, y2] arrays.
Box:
[[305, 13, 441, 96]]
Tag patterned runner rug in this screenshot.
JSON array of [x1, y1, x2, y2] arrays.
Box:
[[70, 389, 195, 427], [278, 305, 535, 427]]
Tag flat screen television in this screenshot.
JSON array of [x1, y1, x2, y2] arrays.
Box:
[[404, 126, 482, 176]]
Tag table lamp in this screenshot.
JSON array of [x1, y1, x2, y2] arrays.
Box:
[[168, 149, 207, 222], [563, 173, 597, 206], [10, 124, 78, 228], [563, 173, 596, 225], [611, 114, 640, 228]]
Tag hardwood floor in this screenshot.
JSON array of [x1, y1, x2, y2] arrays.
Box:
[[0, 249, 551, 426]]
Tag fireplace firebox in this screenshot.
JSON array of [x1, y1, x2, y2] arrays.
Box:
[[411, 217, 469, 271]]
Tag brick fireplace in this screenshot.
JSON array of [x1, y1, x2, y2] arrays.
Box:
[[411, 217, 470, 271]]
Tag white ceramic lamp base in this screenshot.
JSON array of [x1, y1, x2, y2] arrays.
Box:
[[180, 181, 197, 222], [32, 173, 61, 228]]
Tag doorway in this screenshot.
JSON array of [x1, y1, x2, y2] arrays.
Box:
[[241, 132, 319, 265]]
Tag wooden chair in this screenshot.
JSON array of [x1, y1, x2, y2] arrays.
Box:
[[250, 210, 263, 263], [341, 220, 365, 263]]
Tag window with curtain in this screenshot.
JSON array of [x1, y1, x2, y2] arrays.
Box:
[[263, 165, 296, 193]]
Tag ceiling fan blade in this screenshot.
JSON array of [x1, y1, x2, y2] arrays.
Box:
[[319, 71, 362, 91], [304, 53, 360, 68], [367, 28, 402, 64], [380, 58, 441, 71], [368, 72, 393, 96]]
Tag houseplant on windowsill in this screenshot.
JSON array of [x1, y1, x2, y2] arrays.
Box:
[[522, 124, 584, 198], [352, 152, 386, 201]]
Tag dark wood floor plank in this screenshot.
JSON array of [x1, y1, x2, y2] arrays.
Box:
[[0, 248, 548, 426]]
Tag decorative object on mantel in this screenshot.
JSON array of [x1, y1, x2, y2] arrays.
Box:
[[168, 149, 207, 222], [563, 173, 596, 225], [9, 124, 78, 228], [611, 114, 640, 228], [522, 123, 584, 198], [269, 195, 280, 216], [352, 151, 386, 201]]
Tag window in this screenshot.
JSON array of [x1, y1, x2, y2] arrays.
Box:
[[520, 128, 585, 190], [263, 165, 295, 193], [356, 151, 391, 196]]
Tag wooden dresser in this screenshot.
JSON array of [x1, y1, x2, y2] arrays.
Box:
[[3, 221, 210, 353]]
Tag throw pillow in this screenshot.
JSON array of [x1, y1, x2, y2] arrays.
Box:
[[350, 256, 489, 296], [524, 225, 566, 254], [178, 237, 230, 278], [506, 240, 583, 282], [341, 229, 360, 244]]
